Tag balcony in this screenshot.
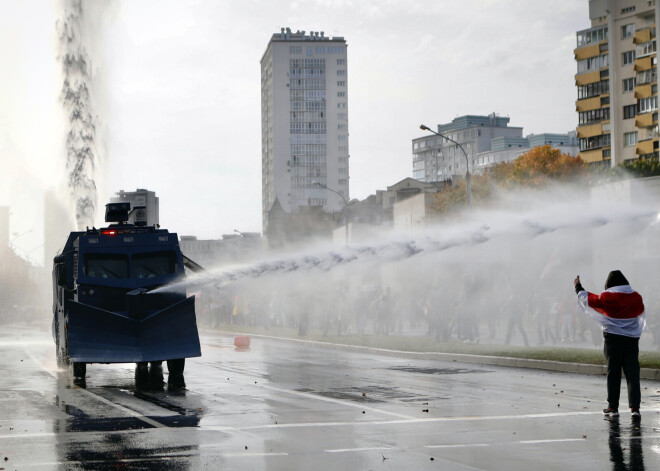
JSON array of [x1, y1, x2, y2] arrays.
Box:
[[576, 96, 603, 112], [636, 138, 657, 155], [634, 28, 652, 45], [635, 83, 653, 99], [575, 70, 601, 86], [579, 148, 605, 163], [635, 112, 656, 128], [634, 56, 653, 72], [574, 43, 603, 60], [577, 123, 602, 139]]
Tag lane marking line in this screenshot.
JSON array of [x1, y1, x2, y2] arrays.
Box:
[[223, 452, 289, 457], [201, 361, 416, 420], [426, 444, 490, 449], [325, 446, 391, 453], [25, 348, 168, 429], [520, 438, 587, 444]]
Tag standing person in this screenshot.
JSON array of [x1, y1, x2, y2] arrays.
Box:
[[574, 271, 646, 418]]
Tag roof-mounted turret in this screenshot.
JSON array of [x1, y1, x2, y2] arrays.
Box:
[[105, 202, 130, 224]]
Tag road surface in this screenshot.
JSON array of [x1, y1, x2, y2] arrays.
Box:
[[0, 325, 658, 470]]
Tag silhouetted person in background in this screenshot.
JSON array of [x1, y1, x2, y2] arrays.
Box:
[[574, 271, 646, 418], [505, 295, 529, 347]]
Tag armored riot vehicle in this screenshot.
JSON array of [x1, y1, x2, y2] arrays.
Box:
[[52, 202, 202, 378]]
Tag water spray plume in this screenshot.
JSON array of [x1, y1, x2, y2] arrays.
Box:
[[178, 188, 660, 351], [164, 190, 658, 295], [57, 0, 101, 230]]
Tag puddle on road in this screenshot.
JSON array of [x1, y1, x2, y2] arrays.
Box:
[[297, 384, 450, 403], [389, 366, 491, 375]]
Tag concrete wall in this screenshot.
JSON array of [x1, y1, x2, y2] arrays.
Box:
[[392, 193, 434, 231]]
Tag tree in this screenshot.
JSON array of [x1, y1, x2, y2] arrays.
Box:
[[428, 146, 587, 218], [428, 174, 494, 217], [489, 145, 587, 188]]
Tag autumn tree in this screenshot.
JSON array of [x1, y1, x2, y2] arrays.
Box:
[[428, 146, 587, 218], [429, 174, 494, 217], [489, 145, 587, 188]]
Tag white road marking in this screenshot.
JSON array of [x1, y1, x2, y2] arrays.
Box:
[[426, 443, 490, 449], [203, 410, 605, 432], [520, 438, 586, 444], [223, 452, 289, 457], [325, 446, 391, 453], [75, 386, 168, 428], [25, 348, 168, 429], [202, 360, 417, 420]]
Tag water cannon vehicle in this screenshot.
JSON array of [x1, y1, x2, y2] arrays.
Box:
[[52, 202, 202, 378]]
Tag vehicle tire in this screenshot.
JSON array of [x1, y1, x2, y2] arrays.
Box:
[[73, 362, 86, 378], [167, 358, 185, 376]]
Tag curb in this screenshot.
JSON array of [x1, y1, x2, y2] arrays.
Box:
[[216, 331, 660, 381]]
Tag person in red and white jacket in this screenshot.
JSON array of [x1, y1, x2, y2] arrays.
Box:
[[574, 271, 646, 418]]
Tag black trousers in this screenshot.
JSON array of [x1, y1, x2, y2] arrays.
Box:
[[603, 333, 641, 409]]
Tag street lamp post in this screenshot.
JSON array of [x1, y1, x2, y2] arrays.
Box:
[[313, 182, 349, 244], [420, 124, 471, 206], [11, 243, 43, 279], [9, 229, 33, 250]]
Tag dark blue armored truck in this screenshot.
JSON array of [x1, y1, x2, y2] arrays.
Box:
[[52, 202, 201, 378]]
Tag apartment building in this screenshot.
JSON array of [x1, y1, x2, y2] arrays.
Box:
[[576, 0, 660, 166], [412, 114, 523, 182], [261, 28, 349, 237]]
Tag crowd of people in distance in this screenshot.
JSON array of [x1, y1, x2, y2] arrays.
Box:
[[192, 270, 660, 351]]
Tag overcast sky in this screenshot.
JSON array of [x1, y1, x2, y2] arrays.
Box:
[[0, 0, 588, 265]]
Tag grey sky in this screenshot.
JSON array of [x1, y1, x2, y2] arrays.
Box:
[[0, 0, 588, 264]]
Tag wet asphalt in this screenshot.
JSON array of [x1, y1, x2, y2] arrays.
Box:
[[0, 325, 659, 470]]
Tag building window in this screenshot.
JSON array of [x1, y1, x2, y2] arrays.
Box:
[[337, 69, 346, 76], [637, 40, 657, 57], [337, 81, 345, 86], [637, 68, 657, 85], [623, 104, 637, 119], [579, 133, 611, 151], [621, 6, 636, 14], [622, 50, 636, 65], [578, 79, 609, 99], [337, 91, 346, 97], [577, 54, 609, 73], [639, 95, 658, 113], [623, 77, 636, 92], [622, 24, 635, 39], [624, 132, 638, 146], [289, 46, 302, 54], [337, 59, 345, 65], [578, 107, 610, 124], [576, 26, 608, 48]]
